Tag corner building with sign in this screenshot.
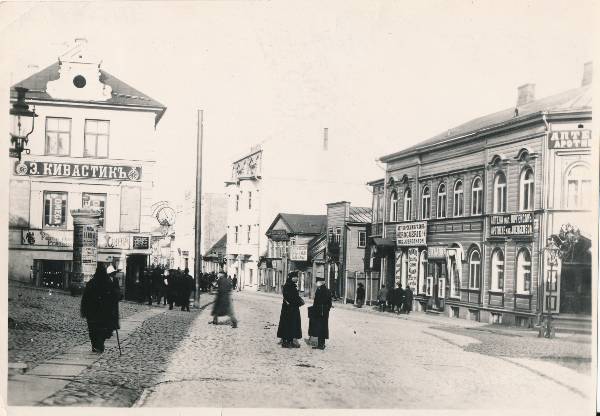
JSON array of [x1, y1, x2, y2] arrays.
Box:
[[371, 63, 594, 326], [8, 40, 166, 295]]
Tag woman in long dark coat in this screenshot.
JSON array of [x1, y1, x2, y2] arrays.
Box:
[[80, 264, 120, 353], [210, 272, 237, 327], [308, 281, 332, 350], [277, 272, 304, 348]]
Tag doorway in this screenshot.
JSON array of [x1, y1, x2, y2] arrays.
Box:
[[125, 255, 147, 301], [427, 261, 447, 310]]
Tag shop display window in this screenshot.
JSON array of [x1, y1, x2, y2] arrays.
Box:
[[43, 191, 68, 228]]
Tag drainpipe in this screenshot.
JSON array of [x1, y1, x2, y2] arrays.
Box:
[[539, 112, 550, 321]]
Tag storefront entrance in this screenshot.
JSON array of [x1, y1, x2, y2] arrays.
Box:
[[35, 260, 71, 289], [125, 254, 147, 301], [559, 236, 591, 315], [427, 261, 447, 311]]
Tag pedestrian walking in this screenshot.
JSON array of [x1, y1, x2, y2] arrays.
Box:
[[394, 283, 405, 313], [232, 275, 238, 290], [151, 266, 162, 304], [210, 271, 238, 327], [308, 281, 332, 350], [180, 268, 194, 311], [143, 268, 153, 305], [356, 282, 365, 308], [404, 285, 413, 315], [377, 284, 388, 312], [386, 284, 395, 312], [80, 264, 120, 353], [277, 271, 304, 348]]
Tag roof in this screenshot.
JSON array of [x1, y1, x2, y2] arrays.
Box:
[[381, 84, 592, 162], [308, 231, 327, 249], [367, 178, 384, 186], [11, 62, 167, 123], [205, 234, 227, 256], [268, 213, 327, 235], [349, 207, 372, 223]]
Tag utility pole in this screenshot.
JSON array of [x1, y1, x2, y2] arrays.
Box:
[[194, 109, 203, 304]]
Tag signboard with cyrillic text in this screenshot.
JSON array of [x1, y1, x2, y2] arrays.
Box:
[[549, 130, 591, 149], [289, 245, 308, 261], [490, 213, 533, 237], [396, 222, 427, 246], [15, 160, 142, 181]]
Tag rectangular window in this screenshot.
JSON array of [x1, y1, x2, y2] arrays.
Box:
[[328, 228, 334, 242], [235, 195, 239, 211], [234, 226, 238, 243], [248, 191, 252, 210], [247, 225, 251, 243], [84, 120, 109, 158], [335, 227, 342, 243], [45, 117, 71, 156], [358, 231, 366, 248], [43, 191, 68, 228], [82, 193, 107, 229]]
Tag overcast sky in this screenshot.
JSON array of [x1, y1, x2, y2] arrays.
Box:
[[1, 1, 596, 207]]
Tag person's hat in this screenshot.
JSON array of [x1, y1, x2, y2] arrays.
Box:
[[288, 271, 298, 278], [106, 265, 116, 275]]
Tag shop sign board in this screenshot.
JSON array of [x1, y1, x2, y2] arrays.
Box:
[[396, 222, 427, 246], [289, 245, 308, 261], [132, 235, 150, 250], [548, 129, 591, 149], [269, 229, 289, 241], [490, 213, 533, 237], [21, 229, 145, 250], [22, 229, 72, 247], [98, 233, 130, 250], [15, 160, 142, 181], [427, 246, 447, 259], [407, 248, 419, 291]]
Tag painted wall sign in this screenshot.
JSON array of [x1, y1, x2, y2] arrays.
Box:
[[132, 235, 150, 250], [396, 222, 427, 246], [22, 229, 72, 247], [15, 160, 142, 181], [269, 229, 290, 241], [407, 247, 419, 291], [490, 213, 533, 237], [549, 130, 591, 149], [98, 233, 130, 250], [289, 245, 308, 261]]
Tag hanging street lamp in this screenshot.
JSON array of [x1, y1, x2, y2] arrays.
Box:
[[10, 87, 38, 161]]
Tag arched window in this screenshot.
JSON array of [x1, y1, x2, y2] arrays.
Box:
[[520, 168, 534, 211], [516, 248, 532, 293], [566, 164, 592, 209], [491, 248, 505, 291], [493, 172, 507, 213], [437, 183, 447, 218], [403, 188, 412, 221], [453, 180, 464, 217], [421, 186, 431, 219], [389, 191, 398, 222], [469, 250, 481, 289], [471, 177, 483, 215], [418, 250, 427, 294]]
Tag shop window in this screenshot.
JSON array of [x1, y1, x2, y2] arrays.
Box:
[[403, 188, 412, 221], [471, 177, 483, 215], [520, 168, 534, 211], [469, 250, 481, 289], [516, 248, 532, 293], [358, 231, 366, 248], [43, 191, 68, 228], [565, 164, 592, 209], [45, 117, 71, 156], [389, 191, 398, 221], [436, 183, 447, 218], [491, 248, 505, 291], [82, 193, 106, 229], [493, 172, 507, 213], [84, 119, 109, 158], [421, 185, 431, 219], [453, 180, 464, 217], [450, 257, 460, 297]]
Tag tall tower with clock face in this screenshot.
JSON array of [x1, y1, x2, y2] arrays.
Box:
[[46, 38, 113, 102]]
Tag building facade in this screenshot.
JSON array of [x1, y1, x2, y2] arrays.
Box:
[[371, 63, 594, 325], [259, 213, 326, 296], [8, 40, 166, 298], [202, 234, 227, 274]]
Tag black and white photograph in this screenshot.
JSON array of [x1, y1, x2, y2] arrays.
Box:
[[2, 1, 598, 415]]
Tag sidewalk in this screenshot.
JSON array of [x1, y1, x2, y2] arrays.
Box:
[[8, 294, 215, 406]]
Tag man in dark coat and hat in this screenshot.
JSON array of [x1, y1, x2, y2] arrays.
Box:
[[277, 271, 304, 348], [80, 264, 121, 353], [308, 281, 332, 350], [210, 271, 237, 327], [404, 284, 413, 315], [180, 268, 194, 311]]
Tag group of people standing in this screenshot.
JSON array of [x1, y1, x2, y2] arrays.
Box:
[[277, 271, 332, 350], [143, 266, 195, 311], [376, 283, 413, 314]]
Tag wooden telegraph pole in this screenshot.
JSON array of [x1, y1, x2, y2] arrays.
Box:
[[194, 110, 203, 303]]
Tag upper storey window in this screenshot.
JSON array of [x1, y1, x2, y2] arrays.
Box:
[[493, 172, 507, 213], [45, 117, 71, 156], [566, 164, 592, 209], [520, 168, 534, 211], [84, 120, 109, 158]]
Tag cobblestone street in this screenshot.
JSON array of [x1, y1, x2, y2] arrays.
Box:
[[137, 291, 593, 411]]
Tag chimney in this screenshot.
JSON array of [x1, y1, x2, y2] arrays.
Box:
[[581, 61, 593, 86], [516, 83, 536, 106], [75, 37, 87, 46], [323, 127, 328, 151]]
